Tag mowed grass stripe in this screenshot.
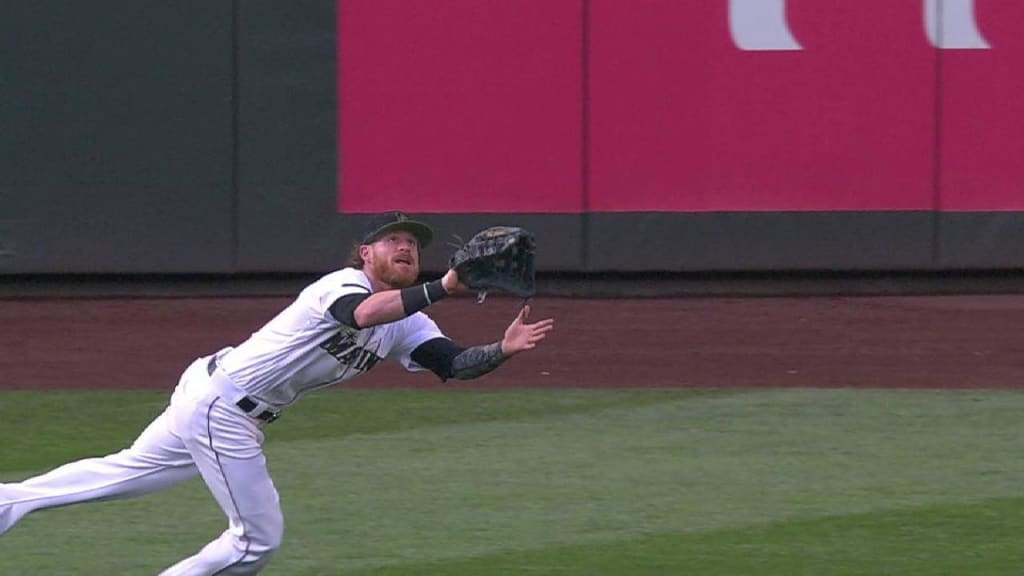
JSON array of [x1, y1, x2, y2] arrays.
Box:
[[1, 389, 1022, 574], [338, 497, 1024, 576], [272, 389, 1024, 570], [0, 388, 732, 472]]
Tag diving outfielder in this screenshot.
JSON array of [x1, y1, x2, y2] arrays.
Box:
[[0, 211, 554, 575]]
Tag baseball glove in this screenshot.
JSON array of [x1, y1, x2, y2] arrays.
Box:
[[449, 226, 536, 299]]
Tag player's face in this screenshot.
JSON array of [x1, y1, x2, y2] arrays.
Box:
[[365, 231, 420, 288]]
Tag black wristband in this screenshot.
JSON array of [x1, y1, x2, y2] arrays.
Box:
[[400, 279, 448, 315]]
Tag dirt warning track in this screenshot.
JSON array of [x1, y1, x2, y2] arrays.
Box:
[[1, 294, 1021, 391]]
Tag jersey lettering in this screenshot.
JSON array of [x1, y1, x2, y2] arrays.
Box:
[[335, 345, 382, 372], [319, 329, 383, 373], [319, 330, 358, 357]]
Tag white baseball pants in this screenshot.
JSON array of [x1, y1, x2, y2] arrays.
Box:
[[0, 356, 285, 575]]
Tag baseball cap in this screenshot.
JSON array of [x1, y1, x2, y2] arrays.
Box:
[[361, 211, 434, 248]]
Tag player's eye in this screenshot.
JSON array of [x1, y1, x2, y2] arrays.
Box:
[[385, 235, 417, 248]]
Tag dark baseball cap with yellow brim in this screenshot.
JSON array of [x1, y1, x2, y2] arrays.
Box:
[[361, 211, 434, 248]]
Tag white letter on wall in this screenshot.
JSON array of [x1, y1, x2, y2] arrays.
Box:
[[925, 0, 991, 49], [729, 0, 803, 51]]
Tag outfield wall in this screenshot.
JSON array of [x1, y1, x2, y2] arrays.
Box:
[[2, 1, 1022, 275]]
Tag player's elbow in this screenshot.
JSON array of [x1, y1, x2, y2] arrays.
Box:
[[352, 297, 385, 329], [351, 306, 371, 329]]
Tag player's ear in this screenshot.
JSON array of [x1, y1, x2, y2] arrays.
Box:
[[359, 244, 372, 263]]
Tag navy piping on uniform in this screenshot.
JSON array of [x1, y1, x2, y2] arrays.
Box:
[[206, 396, 253, 575], [341, 283, 371, 292]]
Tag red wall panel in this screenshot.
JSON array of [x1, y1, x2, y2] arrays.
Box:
[[338, 0, 1021, 215], [588, 0, 938, 212], [338, 0, 583, 214], [940, 0, 1024, 211]]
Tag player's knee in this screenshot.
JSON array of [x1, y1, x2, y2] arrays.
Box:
[[245, 545, 279, 570], [232, 527, 281, 570], [264, 520, 284, 552], [248, 509, 284, 554]]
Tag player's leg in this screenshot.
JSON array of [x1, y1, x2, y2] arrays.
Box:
[[158, 395, 283, 576], [0, 403, 198, 535]]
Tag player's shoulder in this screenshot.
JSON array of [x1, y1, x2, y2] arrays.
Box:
[[312, 267, 371, 291], [297, 268, 371, 303]]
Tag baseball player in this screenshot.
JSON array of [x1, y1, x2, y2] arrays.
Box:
[[0, 211, 555, 575]]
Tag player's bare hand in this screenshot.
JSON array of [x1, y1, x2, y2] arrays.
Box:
[[441, 268, 467, 294], [501, 305, 554, 356]]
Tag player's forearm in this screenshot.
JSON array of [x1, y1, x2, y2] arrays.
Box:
[[449, 342, 507, 380], [353, 280, 448, 328]]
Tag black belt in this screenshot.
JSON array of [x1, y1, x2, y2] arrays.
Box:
[[206, 356, 280, 423]]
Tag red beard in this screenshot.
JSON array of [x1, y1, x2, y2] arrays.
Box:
[[370, 257, 418, 288]]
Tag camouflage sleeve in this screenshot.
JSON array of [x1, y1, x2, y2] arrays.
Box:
[[450, 342, 507, 380]]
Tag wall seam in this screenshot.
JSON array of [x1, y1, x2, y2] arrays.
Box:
[[581, 0, 591, 271], [930, 0, 945, 269], [230, 0, 242, 272]]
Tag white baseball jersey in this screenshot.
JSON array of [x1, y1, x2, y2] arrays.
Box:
[[214, 267, 445, 407], [0, 266, 451, 574]]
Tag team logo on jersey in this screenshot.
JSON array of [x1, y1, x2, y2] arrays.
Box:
[[319, 330, 383, 373]]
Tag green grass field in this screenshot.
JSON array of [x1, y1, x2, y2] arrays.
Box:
[[1, 388, 1022, 575]]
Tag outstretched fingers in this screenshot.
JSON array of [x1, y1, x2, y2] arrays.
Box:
[[505, 306, 554, 353], [524, 318, 554, 347], [529, 318, 555, 332]]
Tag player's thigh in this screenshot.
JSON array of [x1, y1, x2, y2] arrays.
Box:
[[128, 406, 197, 469], [186, 398, 282, 544]]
